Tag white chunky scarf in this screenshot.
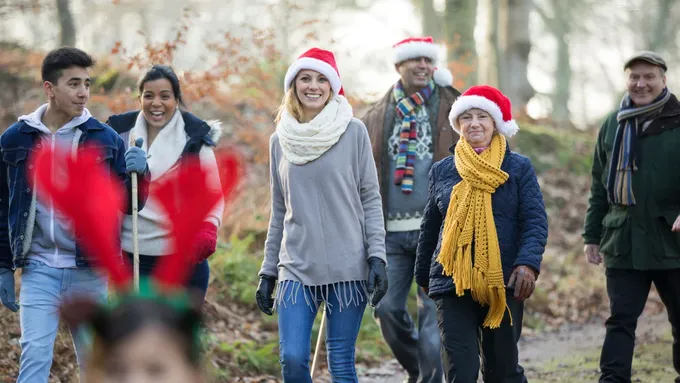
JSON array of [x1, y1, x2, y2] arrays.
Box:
[[276, 95, 353, 165], [130, 109, 186, 182]]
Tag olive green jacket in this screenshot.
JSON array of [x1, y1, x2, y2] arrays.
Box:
[[583, 94, 680, 269]]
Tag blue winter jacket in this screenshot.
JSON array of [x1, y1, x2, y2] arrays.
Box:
[[414, 145, 548, 296], [0, 118, 150, 270]]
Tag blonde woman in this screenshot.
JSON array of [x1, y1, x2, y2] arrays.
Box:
[[255, 48, 388, 382]]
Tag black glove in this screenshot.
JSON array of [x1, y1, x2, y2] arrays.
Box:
[[367, 257, 388, 307], [256, 275, 276, 315]]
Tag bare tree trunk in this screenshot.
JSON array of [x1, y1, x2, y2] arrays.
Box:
[[421, 0, 442, 39], [552, 35, 571, 122], [502, 0, 534, 111], [480, 0, 501, 87], [480, 0, 532, 111], [56, 0, 75, 47], [495, 0, 507, 88], [534, 0, 571, 123], [649, 0, 673, 52], [551, 1, 571, 123], [576, 61, 589, 127], [444, 0, 478, 88]]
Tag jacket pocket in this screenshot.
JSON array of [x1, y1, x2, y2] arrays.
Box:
[[2, 149, 28, 167], [658, 211, 680, 258], [89, 146, 116, 164], [2, 149, 29, 196], [87, 146, 116, 177], [599, 208, 631, 257]]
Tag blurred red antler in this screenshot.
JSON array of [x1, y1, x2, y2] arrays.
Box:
[[152, 150, 242, 290], [30, 145, 131, 289]]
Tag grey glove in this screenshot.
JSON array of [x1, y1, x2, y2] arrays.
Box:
[[125, 137, 148, 174], [0, 268, 18, 312]]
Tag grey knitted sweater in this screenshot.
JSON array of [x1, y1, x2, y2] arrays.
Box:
[[259, 118, 386, 310]]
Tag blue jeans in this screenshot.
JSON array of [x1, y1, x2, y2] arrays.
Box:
[[373, 230, 443, 383], [18, 260, 108, 383], [278, 281, 367, 383]]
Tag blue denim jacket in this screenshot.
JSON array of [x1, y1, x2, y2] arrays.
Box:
[[0, 117, 149, 270]]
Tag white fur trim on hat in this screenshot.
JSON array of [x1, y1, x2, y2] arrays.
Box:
[[448, 95, 520, 138], [393, 41, 440, 64], [284, 57, 342, 96], [433, 68, 453, 87]]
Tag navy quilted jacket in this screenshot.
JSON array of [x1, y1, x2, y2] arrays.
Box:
[[414, 145, 548, 297]]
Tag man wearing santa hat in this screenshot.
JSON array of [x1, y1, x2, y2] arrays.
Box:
[[361, 36, 460, 383]]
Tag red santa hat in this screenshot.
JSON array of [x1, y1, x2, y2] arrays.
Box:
[[284, 48, 344, 96], [448, 85, 519, 138], [392, 36, 454, 87]]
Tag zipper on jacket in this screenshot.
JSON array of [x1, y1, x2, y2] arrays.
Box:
[[50, 135, 60, 263]]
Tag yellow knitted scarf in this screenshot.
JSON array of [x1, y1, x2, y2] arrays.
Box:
[[437, 134, 510, 328]]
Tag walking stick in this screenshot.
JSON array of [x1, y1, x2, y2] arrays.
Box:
[[130, 136, 142, 293], [311, 304, 327, 378], [131, 171, 139, 292]]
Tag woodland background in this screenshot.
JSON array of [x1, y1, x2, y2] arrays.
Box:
[[0, 0, 678, 381]]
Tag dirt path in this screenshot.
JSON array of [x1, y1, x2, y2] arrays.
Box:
[[355, 312, 672, 383], [0, 300, 672, 382]]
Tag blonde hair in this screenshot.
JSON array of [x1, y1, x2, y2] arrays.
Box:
[[275, 85, 305, 124]]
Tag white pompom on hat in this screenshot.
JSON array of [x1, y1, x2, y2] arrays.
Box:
[[392, 36, 453, 87]]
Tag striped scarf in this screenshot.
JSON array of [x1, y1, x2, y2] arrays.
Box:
[[393, 80, 435, 194], [607, 88, 670, 205], [437, 134, 509, 329]]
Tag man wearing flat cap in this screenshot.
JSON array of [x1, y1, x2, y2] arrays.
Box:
[[583, 50, 680, 382]]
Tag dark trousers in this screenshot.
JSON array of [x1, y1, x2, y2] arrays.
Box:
[[600, 268, 680, 383], [373, 231, 443, 383], [124, 252, 211, 303], [434, 290, 526, 383]]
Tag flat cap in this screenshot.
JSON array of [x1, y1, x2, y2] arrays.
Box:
[[624, 51, 667, 72]]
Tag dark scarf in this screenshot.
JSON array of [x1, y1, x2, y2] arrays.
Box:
[[607, 87, 671, 205]]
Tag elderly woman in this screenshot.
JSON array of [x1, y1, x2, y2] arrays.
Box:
[[414, 85, 548, 383]]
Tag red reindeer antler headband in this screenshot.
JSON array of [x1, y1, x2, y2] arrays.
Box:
[[29, 144, 242, 293]]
